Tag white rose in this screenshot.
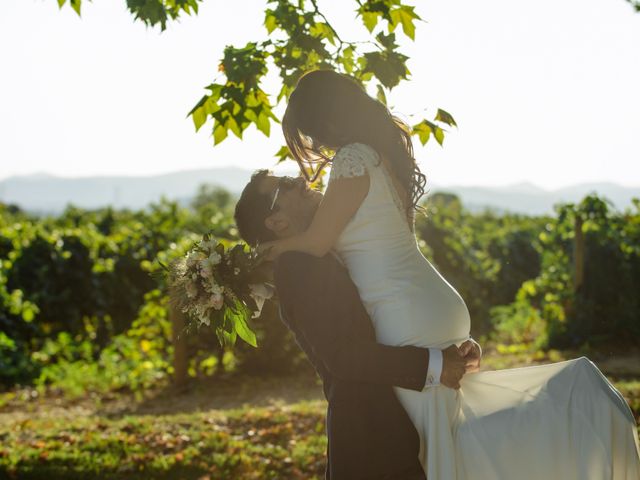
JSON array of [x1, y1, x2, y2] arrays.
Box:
[[249, 283, 275, 318], [249, 283, 275, 300], [186, 252, 198, 268], [198, 258, 210, 273], [200, 267, 213, 279], [200, 239, 217, 252], [199, 313, 211, 326], [208, 252, 222, 266], [174, 260, 188, 276], [185, 281, 198, 299], [194, 302, 208, 317], [210, 283, 224, 295]]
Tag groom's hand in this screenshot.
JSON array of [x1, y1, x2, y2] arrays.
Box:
[[459, 338, 482, 373], [441, 345, 466, 390]]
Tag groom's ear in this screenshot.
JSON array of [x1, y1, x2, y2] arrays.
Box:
[[264, 213, 290, 235]]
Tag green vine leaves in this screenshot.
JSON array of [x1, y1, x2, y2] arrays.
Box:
[[57, 0, 202, 30]]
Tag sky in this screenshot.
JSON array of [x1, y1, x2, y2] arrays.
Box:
[[0, 0, 639, 189]]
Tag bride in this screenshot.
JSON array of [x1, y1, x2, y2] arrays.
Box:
[[262, 69, 640, 479]]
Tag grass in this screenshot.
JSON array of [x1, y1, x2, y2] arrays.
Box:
[[0, 402, 327, 480], [0, 349, 638, 480]]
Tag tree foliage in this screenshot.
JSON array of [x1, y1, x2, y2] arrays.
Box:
[[490, 196, 640, 349], [627, 0, 640, 12], [55, 0, 457, 161], [416, 194, 546, 337], [3, 190, 638, 391]]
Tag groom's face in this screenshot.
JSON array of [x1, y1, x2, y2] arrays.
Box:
[[258, 175, 322, 238]]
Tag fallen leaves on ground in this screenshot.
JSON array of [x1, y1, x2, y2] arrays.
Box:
[[0, 402, 327, 480]]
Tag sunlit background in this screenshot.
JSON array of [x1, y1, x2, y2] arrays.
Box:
[[0, 2, 638, 478], [1, 0, 639, 189]]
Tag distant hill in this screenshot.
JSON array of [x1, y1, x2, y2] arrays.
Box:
[[0, 168, 255, 213], [432, 182, 639, 215], [0, 169, 638, 216]]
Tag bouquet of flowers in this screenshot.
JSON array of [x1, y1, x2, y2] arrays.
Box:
[[165, 234, 274, 347]]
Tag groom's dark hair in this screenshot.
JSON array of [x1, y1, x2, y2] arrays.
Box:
[[234, 169, 278, 247]]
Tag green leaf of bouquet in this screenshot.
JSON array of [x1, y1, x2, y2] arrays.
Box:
[[216, 327, 237, 348], [235, 311, 257, 348]]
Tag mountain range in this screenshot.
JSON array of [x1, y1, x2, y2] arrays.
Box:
[[1, 168, 638, 216]]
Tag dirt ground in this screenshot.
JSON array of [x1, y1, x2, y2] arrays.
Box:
[[1, 346, 638, 426]]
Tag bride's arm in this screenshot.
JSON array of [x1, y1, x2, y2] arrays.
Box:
[[268, 175, 369, 257]]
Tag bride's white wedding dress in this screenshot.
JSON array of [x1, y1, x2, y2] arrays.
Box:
[[330, 143, 640, 479]]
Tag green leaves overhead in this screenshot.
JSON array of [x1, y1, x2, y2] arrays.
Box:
[[274, 146, 291, 163], [126, 0, 201, 31], [389, 5, 420, 40], [188, 44, 278, 145], [412, 109, 458, 147], [626, 0, 640, 12], [435, 108, 458, 128], [189, 0, 434, 152], [54, 0, 453, 154], [362, 33, 409, 89], [57, 0, 202, 30], [357, 0, 422, 40], [57, 0, 82, 15]]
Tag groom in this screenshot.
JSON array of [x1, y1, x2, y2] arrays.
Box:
[[234, 170, 481, 480]]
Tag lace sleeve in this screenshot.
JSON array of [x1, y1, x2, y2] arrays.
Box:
[[329, 143, 378, 181]]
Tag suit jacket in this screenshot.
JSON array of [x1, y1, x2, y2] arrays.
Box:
[[274, 251, 429, 480]]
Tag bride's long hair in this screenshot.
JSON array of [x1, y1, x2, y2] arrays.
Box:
[[282, 69, 427, 216]]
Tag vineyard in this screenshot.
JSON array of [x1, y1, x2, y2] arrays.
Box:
[[1, 187, 639, 478], [1, 188, 639, 393]]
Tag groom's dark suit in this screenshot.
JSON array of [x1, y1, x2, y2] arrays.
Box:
[[275, 251, 429, 480]]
